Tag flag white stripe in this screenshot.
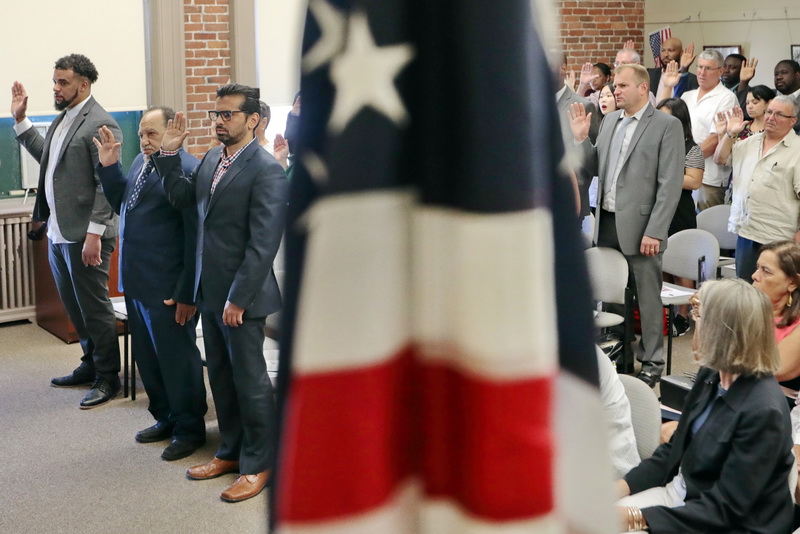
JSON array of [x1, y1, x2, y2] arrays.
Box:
[[276, 481, 560, 534]]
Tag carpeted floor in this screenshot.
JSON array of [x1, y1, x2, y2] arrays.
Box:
[[0, 317, 698, 534], [0, 320, 269, 534]]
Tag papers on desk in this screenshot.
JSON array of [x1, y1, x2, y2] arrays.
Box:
[[661, 285, 695, 298]]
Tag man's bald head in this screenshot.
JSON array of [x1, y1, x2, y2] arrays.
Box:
[[660, 37, 683, 67]]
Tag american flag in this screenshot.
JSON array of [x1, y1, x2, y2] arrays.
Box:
[[272, 0, 615, 532], [650, 27, 672, 69]]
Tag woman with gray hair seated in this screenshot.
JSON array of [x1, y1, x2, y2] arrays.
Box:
[[615, 278, 793, 533]]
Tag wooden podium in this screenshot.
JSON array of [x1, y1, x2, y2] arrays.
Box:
[[32, 236, 122, 343]]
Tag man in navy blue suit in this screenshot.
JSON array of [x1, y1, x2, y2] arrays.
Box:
[[94, 107, 207, 461]]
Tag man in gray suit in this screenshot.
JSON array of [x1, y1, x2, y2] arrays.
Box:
[[154, 84, 288, 503], [570, 64, 684, 386], [555, 52, 599, 216], [11, 54, 122, 408]]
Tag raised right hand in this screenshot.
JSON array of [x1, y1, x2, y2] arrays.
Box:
[[568, 102, 592, 143], [273, 133, 289, 169], [160, 111, 190, 152], [740, 58, 758, 84], [11, 81, 28, 123], [714, 111, 728, 138], [726, 106, 746, 136], [662, 60, 681, 88], [92, 125, 121, 167]]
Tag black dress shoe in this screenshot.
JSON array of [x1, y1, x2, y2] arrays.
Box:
[[51, 366, 95, 388], [161, 439, 204, 461], [135, 421, 175, 443], [79, 378, 121, 409], [636, 370, 660, 388]]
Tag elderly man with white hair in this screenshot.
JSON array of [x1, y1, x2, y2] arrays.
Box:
[[674, 49, 738, 210], [714, 95, 800, 280]]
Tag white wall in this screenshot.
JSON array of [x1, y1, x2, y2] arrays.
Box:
[[0, 0, 147, 118], [645, 1, 800, 88], [256, 0, 305, 109]]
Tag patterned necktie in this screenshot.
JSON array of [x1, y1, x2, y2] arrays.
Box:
[[127, 158, 155, 211], [604, 116, 635, 196]]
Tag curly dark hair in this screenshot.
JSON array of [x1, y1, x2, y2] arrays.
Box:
[[54, 54, 99, 84]]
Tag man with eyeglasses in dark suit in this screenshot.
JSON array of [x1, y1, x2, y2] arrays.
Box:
[[153, 84, 289, 503]]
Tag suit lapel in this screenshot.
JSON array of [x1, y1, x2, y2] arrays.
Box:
[[205, 142, 256, 215], [198, 147, 222, 216], [55, 97, 94, 166], [618, 105, 654, 173], [39, 112, 67, 174], [598, 110, 621, 179]]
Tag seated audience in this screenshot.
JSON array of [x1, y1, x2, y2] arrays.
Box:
[[617, 278, 794, 533], [596, 346, 640, 479], [655, 97, 704, 335]]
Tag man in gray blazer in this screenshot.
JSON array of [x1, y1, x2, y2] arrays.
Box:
[[570, 64, 684, 386], [154, 84, 288, 503], [11, 54, 122, 408], [555, 53, 599, 216]]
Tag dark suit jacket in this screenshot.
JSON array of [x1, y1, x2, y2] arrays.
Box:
[[155, 141, 289, 317], [581, 104, 684, 254], [557, 85, 600, 216], [98, 149, 200, 307], [625, 367, 793, 533], [648, 67, 699, 99], [17, 96, 120, 241]]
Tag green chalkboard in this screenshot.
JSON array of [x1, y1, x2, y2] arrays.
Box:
[[0, 110, 143, 197]]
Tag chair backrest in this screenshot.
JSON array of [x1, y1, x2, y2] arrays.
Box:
[[663, 229, 720, 283], [585, 246, 628, 305], [696, 204, 737, 251], [618, 374, 662, 460]]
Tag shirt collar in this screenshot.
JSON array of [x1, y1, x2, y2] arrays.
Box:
[[222, 137, 256, 162], [621, 101, 649, 121], [64, 95, 91, 122], [555, 84, 567, 103]]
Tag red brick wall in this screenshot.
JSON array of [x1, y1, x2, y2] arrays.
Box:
[[557, 1, 645, 74], [184, 0, 231, 157]]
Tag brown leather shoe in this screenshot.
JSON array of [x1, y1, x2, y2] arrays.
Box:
[[220, 471, 270, 503], [186, 458, 239, 480]]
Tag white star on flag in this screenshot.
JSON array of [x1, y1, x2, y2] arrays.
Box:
[[327, 11, 414, 134], [302, 0, 347, 73]]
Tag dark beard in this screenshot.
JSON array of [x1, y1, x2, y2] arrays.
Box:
[[54, 93, 77, 111]]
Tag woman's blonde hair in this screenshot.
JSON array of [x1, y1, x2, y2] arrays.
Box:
[[694, 279, 779, 376]]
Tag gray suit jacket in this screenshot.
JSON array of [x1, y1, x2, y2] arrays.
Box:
[[581, 104, 684, 255], [17, 96, 120, 241], [155, 141, 289, 318], [557, 85, 600, 216]]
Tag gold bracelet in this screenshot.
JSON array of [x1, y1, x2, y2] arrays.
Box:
[[627, 506, 647, 531]]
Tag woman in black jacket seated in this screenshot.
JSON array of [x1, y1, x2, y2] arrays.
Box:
[[616, 278, 794, 533]]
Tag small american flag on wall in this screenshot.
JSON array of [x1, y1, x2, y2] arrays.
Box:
[[649, 27, 672, 68]]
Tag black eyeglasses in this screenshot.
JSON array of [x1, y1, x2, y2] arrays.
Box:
[[208, 110, 246, 121]]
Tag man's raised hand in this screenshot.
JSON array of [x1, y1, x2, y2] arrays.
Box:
[[568, 102, 592, 143], [10, 81, 28, 123], [92, 126, 121, 167], [160, 111, 190, 152]]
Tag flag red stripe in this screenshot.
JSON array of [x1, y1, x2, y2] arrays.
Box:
[[278, 346, 554, 523], [420, 362, 554, 520], [278, 346, 421, 522]]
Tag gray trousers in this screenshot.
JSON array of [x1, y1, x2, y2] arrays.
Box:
[[48, 238, 120, 381], [597, 211, 665, 370]]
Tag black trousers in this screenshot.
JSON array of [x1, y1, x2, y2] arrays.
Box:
[[48, 238, 120, 381], [127, 296, 207, 442], [202, 312, 276, 475]]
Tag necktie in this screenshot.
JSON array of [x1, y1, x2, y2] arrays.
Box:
[[604, 116, 635, 197], [127, 158, 155, 211]]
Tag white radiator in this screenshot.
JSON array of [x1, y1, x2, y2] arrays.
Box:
[[0, 215, 36, 322]]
